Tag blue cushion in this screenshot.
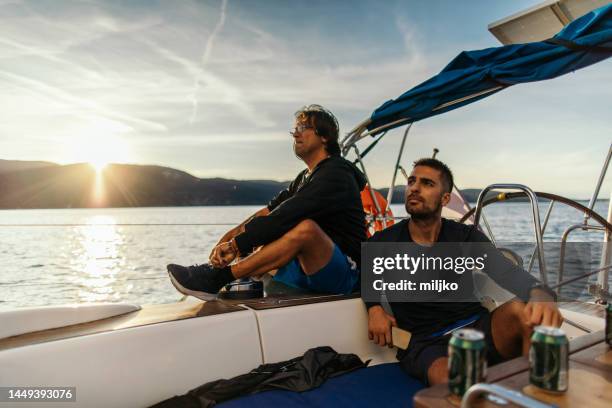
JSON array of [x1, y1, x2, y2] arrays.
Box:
[[218, 362, 425, 407]]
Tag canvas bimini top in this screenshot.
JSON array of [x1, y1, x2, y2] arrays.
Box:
[[341, 3, 612, 151]]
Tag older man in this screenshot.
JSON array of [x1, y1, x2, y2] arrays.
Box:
[[168, 105, 366, 299]]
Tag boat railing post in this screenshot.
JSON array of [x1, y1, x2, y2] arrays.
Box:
[[461, 383, 554, 408], [474, 184, 547, 284], [527, 200, 555, 273], [385, 124, 412, 221], [584, 143, 611, 225], [478, 210, 497, 246], [557, 223, 605, 297], [598, 193, 612, 301]]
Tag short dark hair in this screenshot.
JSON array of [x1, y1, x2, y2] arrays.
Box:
[[412, 158, 454, 194], [295, 104, 340, 156]]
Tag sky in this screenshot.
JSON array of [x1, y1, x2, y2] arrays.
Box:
[[0, 0, 610, 198]]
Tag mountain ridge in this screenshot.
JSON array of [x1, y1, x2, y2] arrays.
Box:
[[0, 160, 598, 209]]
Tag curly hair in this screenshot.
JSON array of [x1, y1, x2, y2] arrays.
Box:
[[294, 104, 341, 156]]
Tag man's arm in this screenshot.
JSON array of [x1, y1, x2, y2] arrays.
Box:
[[367, 305, 396, 347], [209, 207, 269, 267], [523, 287, 564, 328], [467, 227, 545, 300], [233, 165, 355, 256], [363, 227, 396, 346], [469, 228, 562, 327], [210, 173, 304, 264], [215, 207, 270, 246]]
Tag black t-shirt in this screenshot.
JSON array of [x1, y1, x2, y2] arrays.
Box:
[[366, 218, 541, 336]]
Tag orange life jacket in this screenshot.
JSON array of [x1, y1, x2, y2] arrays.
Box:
[[360, 185, 394, 237]]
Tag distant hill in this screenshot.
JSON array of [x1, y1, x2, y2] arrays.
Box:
[[0, 159, 58, 174], [0, 162, 289, 209], [379, 187, 558, 204], [0, 160, 597, 209]]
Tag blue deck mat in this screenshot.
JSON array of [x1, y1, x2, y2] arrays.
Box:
[[218, 362, 425, 407]]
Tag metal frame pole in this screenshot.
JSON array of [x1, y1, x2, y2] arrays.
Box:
[[584, 143, 611, 224], [598, 194, 612, 299], [557, 224, 605, 297], [527, 200, 555, 273], [461, 383, 554, 408], [385, 124, 412, 209], [474, 184, 548, 284]]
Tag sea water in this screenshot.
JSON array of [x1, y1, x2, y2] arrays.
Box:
[[0, 201, 609, 310]]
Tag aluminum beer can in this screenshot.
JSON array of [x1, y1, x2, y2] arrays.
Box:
[[448, 328, 487, 396], [529, 326, 568, 393], [606, 303, 612, 347]]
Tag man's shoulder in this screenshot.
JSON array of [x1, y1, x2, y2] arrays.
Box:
[[441, 218, 488, 242], [312, 156, 366, 188], [442, 218, 472, 234], [368, 219, 408, 242], [317, 156, 352, 172]]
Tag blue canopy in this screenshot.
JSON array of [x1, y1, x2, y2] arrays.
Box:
[[368, 4, 612, 134]]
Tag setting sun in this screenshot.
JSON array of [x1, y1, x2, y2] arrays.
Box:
[[61, 119, 133, 170], [89, 159, 109, 173]]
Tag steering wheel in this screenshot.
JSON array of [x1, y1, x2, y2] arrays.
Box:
[[458, 191, 612, 233]]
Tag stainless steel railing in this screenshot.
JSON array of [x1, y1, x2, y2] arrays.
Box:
[[473, 184, 548, 284]]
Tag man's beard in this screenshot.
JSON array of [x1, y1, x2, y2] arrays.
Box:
[[406, 199, 443, 220], [293, 142, 306, 160]]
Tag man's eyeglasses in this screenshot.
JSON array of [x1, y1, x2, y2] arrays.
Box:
[[290, 124, 315, 136]]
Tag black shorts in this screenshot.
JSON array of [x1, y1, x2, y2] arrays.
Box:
[[397, 311, 505, 385]]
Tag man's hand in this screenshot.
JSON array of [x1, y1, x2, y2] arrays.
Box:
[[209, 245, 222, 267], [209, 241, 237, 268], [368, 305, 397, 347], [523, 288, 563, 328]]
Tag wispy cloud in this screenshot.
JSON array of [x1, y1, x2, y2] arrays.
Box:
[[0, 69, 166, 131], [0, 0, 609, 197], [190, 0, 228, 123]]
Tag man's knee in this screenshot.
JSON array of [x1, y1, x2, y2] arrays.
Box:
[[495, 300, 530, 334], [427, 357, 449, 385], [288, 219, 324, 241]]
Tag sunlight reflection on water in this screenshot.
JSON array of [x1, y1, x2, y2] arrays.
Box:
[[0, 203, 608, 310], [73, 215, 123, 302]]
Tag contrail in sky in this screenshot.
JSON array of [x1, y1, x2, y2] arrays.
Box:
[[190, 0, 228, 124]]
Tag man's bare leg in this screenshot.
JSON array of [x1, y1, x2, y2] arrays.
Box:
[[427, 357, 449, 385], [490, 299, 532, 357], [231, 219, 335, 279], [426, 300, 531, 385]]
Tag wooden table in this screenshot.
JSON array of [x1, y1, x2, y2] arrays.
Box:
[[413, 330, 611, 408]]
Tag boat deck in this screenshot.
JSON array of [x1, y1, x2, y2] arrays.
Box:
[[0, 293, 604, 353], [558, 300, 606, 319]]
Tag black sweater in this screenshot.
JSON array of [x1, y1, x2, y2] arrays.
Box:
[[364, 218, 547, 336], [234, 156, 367, 264]]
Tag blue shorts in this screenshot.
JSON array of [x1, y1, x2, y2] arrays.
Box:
[[397, 311, 504, 385], [273, 244, 359, 295]]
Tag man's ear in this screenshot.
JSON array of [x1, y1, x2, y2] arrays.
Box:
[[441, 192, 451, 207]]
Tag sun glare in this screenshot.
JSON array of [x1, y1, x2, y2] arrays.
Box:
[[62, 118, 133, 171], [90, 159, 108, 173]]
